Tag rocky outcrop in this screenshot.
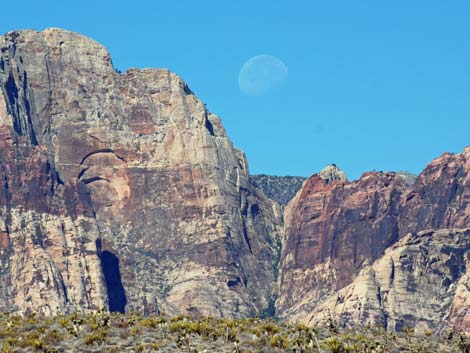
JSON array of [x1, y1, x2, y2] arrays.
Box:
[[278, 168, 410, 320], [303, 229, 470, 333], [0, 134, 108, 316], [279, 149, 470, 332], [399, 148, 470, 233], [393, 171, 417, 186], [250, 175, 306, 205], [318, 164, 348, 184], [0, 28, 282, 317]]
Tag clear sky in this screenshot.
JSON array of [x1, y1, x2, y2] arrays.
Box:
[[1, 1, 470, 180]]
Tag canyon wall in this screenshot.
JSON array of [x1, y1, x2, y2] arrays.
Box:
[[0, 28, 282, 317], [2, 28, 470, 333], [279, 150, 470, 332]]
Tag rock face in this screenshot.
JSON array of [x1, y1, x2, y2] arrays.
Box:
[[2, 27, 470, 333], [318, 164, 348, 184], [278, 168, 410, 321], [306, 229, 470, 333], [393, 171, 417, 186], [250, 175, 306, 205], [398, 149, 470, 233], [279, 149, 470, 332], [0, 28, 282, 317]]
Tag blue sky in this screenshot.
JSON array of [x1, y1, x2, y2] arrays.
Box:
[[1, 1, 470, 180]]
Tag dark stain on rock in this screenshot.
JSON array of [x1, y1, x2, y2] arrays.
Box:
[[97, 239, 127, 313], [80, 149, 126, 165], [205, 116, 215, 136], [227, 276, 241, 288]]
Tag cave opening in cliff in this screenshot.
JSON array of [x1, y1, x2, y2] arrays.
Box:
[[99, 249, 127, 313]]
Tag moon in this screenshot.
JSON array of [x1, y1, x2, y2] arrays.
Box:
[[238, 55, 288, 96]]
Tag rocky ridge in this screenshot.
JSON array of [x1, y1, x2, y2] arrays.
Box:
[[279, 148, 470, 332], [1, 28, 470, 335]]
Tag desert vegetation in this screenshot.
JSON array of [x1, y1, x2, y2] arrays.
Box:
[[0, 310, 468, 352]]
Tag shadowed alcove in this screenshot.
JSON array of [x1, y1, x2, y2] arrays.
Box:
[[96, 239, 127, 313]]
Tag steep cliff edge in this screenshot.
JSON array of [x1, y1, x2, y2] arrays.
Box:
[[279, 149, 470, 332], [278, 167, 410, 320], [0, 28, 282, 317]]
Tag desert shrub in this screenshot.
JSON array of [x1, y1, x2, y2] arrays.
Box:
[[146, 342, 161, 351], [59, 316, 70, 328], [258, 321, 280, 335], [324, 337, 346, 353], [270, 333, 290, 349], [134, 343, 145, 352], [18, 330, 44, 349], [1, 343, 14, 353], [131, 326, 140, 335], [225, 326, 239, 343], [127, 316, 137, 327], [169, 320, 199, 334], [83, 329, 107, 345], [0, 310, 461, 352], [87, 310, 110, 331], [170, 314, 189, 322], [139, 316, 158, 328], [296, 323, 309, 332], [458, 334, 470, 353], [424, 329, 434, 337], [43, 328, 64, 345], [403, 325, 415, 343]]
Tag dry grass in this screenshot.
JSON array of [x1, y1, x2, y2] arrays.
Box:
[[0, 311, 466, 352]]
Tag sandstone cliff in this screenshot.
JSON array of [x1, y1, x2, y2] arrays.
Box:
[[279, 149, 470, 332], [0, 28, 282, 317], [2, 28, 470, 334], [304, 228, 470, 333], [278, 167, 410, 320]]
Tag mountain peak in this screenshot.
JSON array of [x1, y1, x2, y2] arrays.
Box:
[[319, 164, 347, 184]]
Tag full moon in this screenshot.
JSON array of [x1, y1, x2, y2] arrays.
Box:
[[238, 55, 288, 96]]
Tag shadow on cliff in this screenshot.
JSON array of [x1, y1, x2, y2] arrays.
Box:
[[96, 240, 127, 313]]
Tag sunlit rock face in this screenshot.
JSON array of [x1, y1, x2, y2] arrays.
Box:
[[0, 28, 282, 317], [318, 164, 347, 184], [278, 169, 410, 322], [3, 27, 470, 333], [279, 149, 470, 332], [304, 229, 470, 333]]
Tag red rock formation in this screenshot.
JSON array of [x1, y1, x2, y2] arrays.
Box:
[[399, 147, 470, 233], [279, 150, 470, 332], [307, 229, 470, 333], [0, 121, 108, 315], [2, 28, 470, 332], [278, 168, 409, 319]]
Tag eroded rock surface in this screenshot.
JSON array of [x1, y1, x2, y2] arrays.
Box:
[[0, 28, 282, 317], [304, 229, 470, 333], [318, 164, 348, 184], [279, 149, 470, 332], [278, 168, 410, 320]]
